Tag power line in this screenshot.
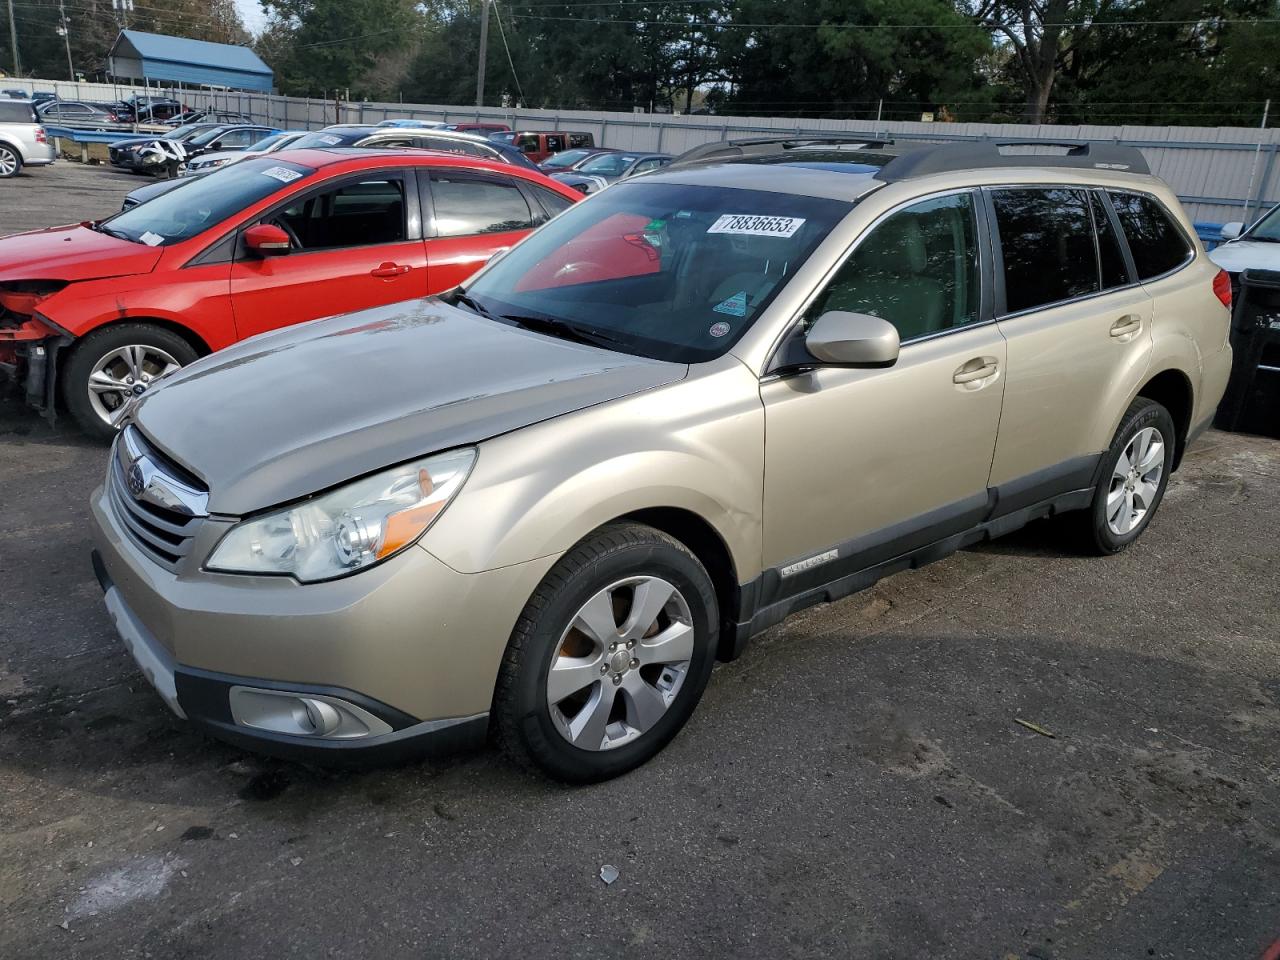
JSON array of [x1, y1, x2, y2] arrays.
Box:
[[493, 1, 525, 105], [507, 13, 1280, 29]]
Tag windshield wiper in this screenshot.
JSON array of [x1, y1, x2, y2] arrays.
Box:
[[448, 290, 498, 320], [91, 222, 133, 242], [497, 313, 625, 350]]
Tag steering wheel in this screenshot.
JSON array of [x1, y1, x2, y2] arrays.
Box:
[[268, 216, 302, 249]]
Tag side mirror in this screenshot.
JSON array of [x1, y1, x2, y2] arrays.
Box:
[[1220, 221, 1244, 241], [804, 311, 900, 367], [245, 223, 291, 257]]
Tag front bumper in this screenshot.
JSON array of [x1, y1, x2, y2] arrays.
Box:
[[90, 479, 556, 763]]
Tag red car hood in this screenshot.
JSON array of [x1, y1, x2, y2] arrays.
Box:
[[0, 224, 163, 282]]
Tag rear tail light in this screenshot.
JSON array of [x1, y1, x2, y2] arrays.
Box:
[[35, 127, 46, 144], [1213, 269, 1232, 310]]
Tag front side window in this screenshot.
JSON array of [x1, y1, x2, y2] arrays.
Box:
[[1108, 191, 1192, 280], [516, 134, 540, 154], [275, 177, 407, 250], [430, 174, 533, 236], [992, 188, 1099, 314], [546, 134, 566, 153], [809, 192, 980, 342], [1249, 203, 1280, 242], [461, 181, 852, 362], [568, 133, 593, 149], [103, 158, 316, 246], [215, 129, 258, 150], [630, 158, 667, 177]]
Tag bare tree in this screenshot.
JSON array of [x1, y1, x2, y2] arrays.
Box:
[[968, 0, 1115, 122]]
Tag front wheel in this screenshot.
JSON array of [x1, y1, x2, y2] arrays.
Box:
[[1076, 397, 1176, 555], [62, 323, 199, 441], [493, 523, 719, 782]]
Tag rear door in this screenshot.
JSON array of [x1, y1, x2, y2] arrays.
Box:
[[229, 168, 427, 338], [985, 186, 1154, 497], [420, 169, 539, 291]]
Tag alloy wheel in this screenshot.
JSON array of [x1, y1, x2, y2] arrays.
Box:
[[86, 344, 182, 428], [546, 576, 694, 751], [1106, 426, 1165, 536], [0, 148, 17, 177]]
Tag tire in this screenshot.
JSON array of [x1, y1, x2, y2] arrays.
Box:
[[1076, 397, 1177, 555], [0, 144, 21, 178], [493, 522, 719, 782], [61, 323, 199, 442]]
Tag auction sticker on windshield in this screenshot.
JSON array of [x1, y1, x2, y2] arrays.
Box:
[[707, 214, 806, 238], [262, 166, 304, 183]]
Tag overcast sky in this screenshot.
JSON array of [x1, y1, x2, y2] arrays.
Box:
[[235, 0, 268, 35]]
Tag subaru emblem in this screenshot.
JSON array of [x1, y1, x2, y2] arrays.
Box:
[[126, 460, 146, 497]]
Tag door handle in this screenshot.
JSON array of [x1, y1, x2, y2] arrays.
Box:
[[1110, 314, 1142, 338], [370, 262, 411, 278], [953, 357, 999, 385]]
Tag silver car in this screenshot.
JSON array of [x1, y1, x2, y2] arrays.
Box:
[[0, 100, 56, 177]]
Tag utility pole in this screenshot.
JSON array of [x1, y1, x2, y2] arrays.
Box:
[[475, 0, 490, 107], [6, 0, 19, 78], [57, 0, 73, 81]]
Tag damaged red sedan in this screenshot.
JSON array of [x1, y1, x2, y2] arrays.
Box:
[[0, 148, 579, 439]]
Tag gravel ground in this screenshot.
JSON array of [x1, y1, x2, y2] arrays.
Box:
[[2, 163, 1280, 960], [3, 159, 139, 234]]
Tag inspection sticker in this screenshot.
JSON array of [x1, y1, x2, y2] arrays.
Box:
[[707, 214, 805, 238], [139, 231, 164, 247], [262, 166, 303, 183], [713, 291, 747, 317]]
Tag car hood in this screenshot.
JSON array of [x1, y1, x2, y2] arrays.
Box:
[[131, 297, 687, 515], [1209, 239, 1280, 274], [0, 224, 161, 282]]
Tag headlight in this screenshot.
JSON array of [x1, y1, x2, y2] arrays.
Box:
[[206, 448, 475, 582]]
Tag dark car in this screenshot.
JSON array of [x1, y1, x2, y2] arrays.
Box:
[[109, 124, 277, 177], [538, 146, 620, 174], [552, 151, 673, 194], [36, 100, 114, 124], [30, 91, 57, 105], [109, 97, 186, 124], [180, 124, 279, 163], [107, 123, 226, 173], [167, 109, 252, 127]]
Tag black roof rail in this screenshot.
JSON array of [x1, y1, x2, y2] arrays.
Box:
[[670, 134, 896, 167], [874, 140, 1149, 181]]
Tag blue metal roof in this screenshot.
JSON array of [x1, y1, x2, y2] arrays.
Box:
[[108, 30, 274, 93]]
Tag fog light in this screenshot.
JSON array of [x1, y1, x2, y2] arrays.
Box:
[[229, 686, 393, 740]]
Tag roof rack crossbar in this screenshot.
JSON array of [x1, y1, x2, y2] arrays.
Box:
[[873, 140, 1149, 181], [670, 134, 896, 167]]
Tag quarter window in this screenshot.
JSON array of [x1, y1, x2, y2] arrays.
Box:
[[530, 184, 574, 223], [1108, 192, 1192, 280], [810, 192, 981, 342], [431, 175, 533, 236], [992, 188, 1099, 314]]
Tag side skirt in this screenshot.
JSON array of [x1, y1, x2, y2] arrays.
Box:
[[720, 455, 1099, 659]]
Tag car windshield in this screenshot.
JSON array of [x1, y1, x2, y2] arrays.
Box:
[[187, 127, 232, 147], [290, 130, 357, 149], [1249, 204, 1280, 242], [580, 153, 636, 176], [247, 133, 286, 152], [543, 149, 593, 169], [102, 158, 315, 246], [459, 181, 852, 363]]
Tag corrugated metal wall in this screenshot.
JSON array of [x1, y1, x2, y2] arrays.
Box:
[[14, 77, 1280, 225]]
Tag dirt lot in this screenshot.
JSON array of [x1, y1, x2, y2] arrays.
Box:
[[3, 159, 140, 234], [3, 163, 1280, 960]]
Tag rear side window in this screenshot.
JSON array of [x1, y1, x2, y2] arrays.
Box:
[[567, 133, 594, 149], [1108, 192, 1192, 280], [0, 102, 36, 123], [430, 174, 533, 236], [1090, 192, 1131, 289], [992, 188, 1098, 314], [516, 134, 540, 154]]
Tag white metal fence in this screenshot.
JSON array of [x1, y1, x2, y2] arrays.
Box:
[[9, 76, 1279, 225]]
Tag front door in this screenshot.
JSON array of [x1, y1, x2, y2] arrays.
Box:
[[422, 169, 539, 291], [761, 191, 1006, 593], [229, 171, 427, 338]]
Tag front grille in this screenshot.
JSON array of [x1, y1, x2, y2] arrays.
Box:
[[108, 427, 207, 569]]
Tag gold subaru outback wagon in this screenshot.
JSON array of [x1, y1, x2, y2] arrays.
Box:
[[91, 138, 1233, 781]]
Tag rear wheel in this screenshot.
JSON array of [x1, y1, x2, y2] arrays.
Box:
[[0, 145, 21, 178], [62, 323, 198, 441], [493, 523, 719, 782], [1076, 398, 1176, 554]]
